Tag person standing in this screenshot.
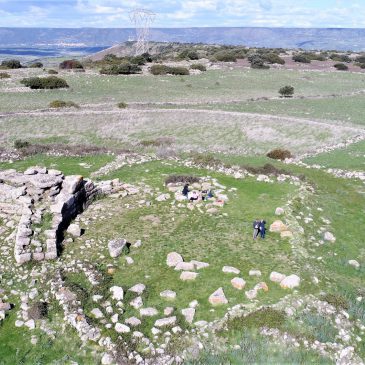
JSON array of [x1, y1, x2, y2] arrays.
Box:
[[259, 219, 266, 239], [182, 183, 189, 198], [253, 219, 260, 240]]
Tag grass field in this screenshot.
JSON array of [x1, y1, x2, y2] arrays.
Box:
[[0, 62, 364, 364]]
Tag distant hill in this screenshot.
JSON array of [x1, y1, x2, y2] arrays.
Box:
[[1, 27, 365, 51]]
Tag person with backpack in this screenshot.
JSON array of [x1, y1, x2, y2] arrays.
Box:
[[259, 219, 267, 239]]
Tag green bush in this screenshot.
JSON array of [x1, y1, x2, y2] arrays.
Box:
[[49, 100, 79, 108], [0, 72, 11, 79], [100, 62, 141, 75], [29, 61, 43, 68], [266, 148, 293, 160], [20, 76, 69, 89], [248, 54, 270, 69], [292, 54, 311, 63], [59, 59, 84, 70], [355, 55, 365, 64], [149, 64, 189, 75], [14, 139, 30, 149], [117, 102, 128, 109], [1, 59, 22, 69], [279, 85, 294, 97], [334, 63, 349, 71], [213, 50, 237, 62], [330, 53, 351, 63], [302, 52, 327, 61], [263, 53, 285, 64], [178, 49, 199, 60], [321, 293, 349, 310], [47, 69, 58, 75], [190, 64, 206, 71]]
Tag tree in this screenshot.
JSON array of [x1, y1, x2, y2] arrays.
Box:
[[279, 85, 294, 98], [21, 76, 69, 89]]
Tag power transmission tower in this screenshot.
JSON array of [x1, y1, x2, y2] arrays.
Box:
[[129, 9, 156, 55]]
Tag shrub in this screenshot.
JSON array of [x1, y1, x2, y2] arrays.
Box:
[[169, 66, 189, 75], [29, 61, 43, 68], [59, 59, 84, 70], [330, 53, 351, 63], [321, 293, 349, 310], [49, 100, 79, 108], [355, 55, 365, 64], [279, 85, 294, 97], [100, 62, 141, 75], [334, 63, 348, 71], [149, 64, 189, 75], [190, 63, 206, 71], [213, 50, 237, 62], [263, 53, 285, 65], [0, 72, 10, 79], [14, 139, 30, 149], [117, 102, 128, 109], [248, 54, 270, 69], [242, 163, 294, 177], [358, 63, 365, 69], [21, 76, 69, 89], [266, 148, 293, 160], [1, 59, 22, 69], [165, 175, 200, 185], [47, 69, 58, 75], [292, 54, 311, 63], [302, 52, 327, 61], [191, 153, 222, 167], [130, 55, 146, 65]]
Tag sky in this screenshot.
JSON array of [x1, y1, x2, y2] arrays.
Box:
[[0, 0, 364, 28]]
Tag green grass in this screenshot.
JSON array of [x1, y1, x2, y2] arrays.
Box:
[[0, 154, 114, 177], [2, 68, 365, 112], [303, 139, 365, 170]]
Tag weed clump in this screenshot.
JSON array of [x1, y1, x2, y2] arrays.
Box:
[[117, 102, 128, 109], [334, 63, 349, 71], [14, 139, 30, 149], [190, 63, 207, 71], [279, 85, 294, 97], [59, 59, 84, 70], [0, 72, 11, 79], [49, 100, 79, 109], [165, 175, 200, 185], [321, 293, 349, 310], [20, 76, 69, 89], [1, 59, 22, 69], [266, 148, 292, 160]]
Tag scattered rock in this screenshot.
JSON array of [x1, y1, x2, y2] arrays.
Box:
[[181, 308, 195, 324], [222, 266, 240, 274], [280, 274, 300, 289], [269, 272, 286, 283], [67, 223, 82, 237], [208, 288, 228, 306], [269, 220, 288, 233], [125, 317, 141, 327], [90, 308, 104, 319], [348, 260, 360, 269], [129, 283, 146, 295], [154, 316, 176, 327], [174, 261, 195, 271], [180, 271, 198, 281], [249, 269, 261, 277], [108, 238, 127, 258], [275, 207, 285, 215], [140, 307, 158, 317], [166, 252, 183, 267], [160, 290, 176, 300], [231, 277, 246, 290], [115, 323, 130, 333], [110, 286, 124, 301], [324, 231, 336, 242]]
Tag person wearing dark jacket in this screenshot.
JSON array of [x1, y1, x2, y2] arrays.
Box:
[[182, 183, 189, 198], [259, 219, 266, 239]]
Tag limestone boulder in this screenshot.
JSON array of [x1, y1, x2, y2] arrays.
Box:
[[222, 266, 240, 274], [115, 323, 130, 333], [180, 271, 198, 281], [128, 283, 145, 295], [324, 231, 336, 242], [63, 175, 83, 194], [280, 274, 300, 289], [160, 290, 176, 300], [269, 271, 286, 283], [154, 316, 176, 327], [181, 308, 195, 324], [166, 252, 183, 267], [140, 307, 158, 317], [270, 220, 288, 233], [208, 287, 228, 306], [275, 207, 285, 215], [174, 261, 195, 271], [108, 239, 126, 258], [110, 286, 124, 301], [67, 223, 82, 237], [348, 260, 360, 269], [231, 277, 246, 290]]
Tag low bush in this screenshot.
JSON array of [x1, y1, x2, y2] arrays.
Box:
[[302, 52, 327, 61], [266, 148, 293, 160], [49, 100, 79, 108], [117, 102, 128, 109], [191, 153, 223, 167], [149, 64, 189, 75], [20, 76, 69, 89], [29, 61, 43, 68], [242, 163, 294, 177], [321, 293, 349, 310], [279, 85, 294, 97], [1, 59, 22, 69], [178, 49, 199, 60], [59, 59, 84, 70], [355, 55, 365, 64], [248, 54, 270, 69], [14, 139, 30, 149], [190, 63, 206, 71], [47, 69, 58, 75], [334, 63, 349, 71], [165, 175, 200, 185], [213, 50, 237, 62], [263, 53, 285, 64], [100, 62, 141, 75], [330, 53, 351, 63], [0, 72, 10, 79], [292, 54, 311, 63]]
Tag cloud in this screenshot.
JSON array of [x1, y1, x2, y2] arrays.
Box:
[[259, 0, 272, 11]]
